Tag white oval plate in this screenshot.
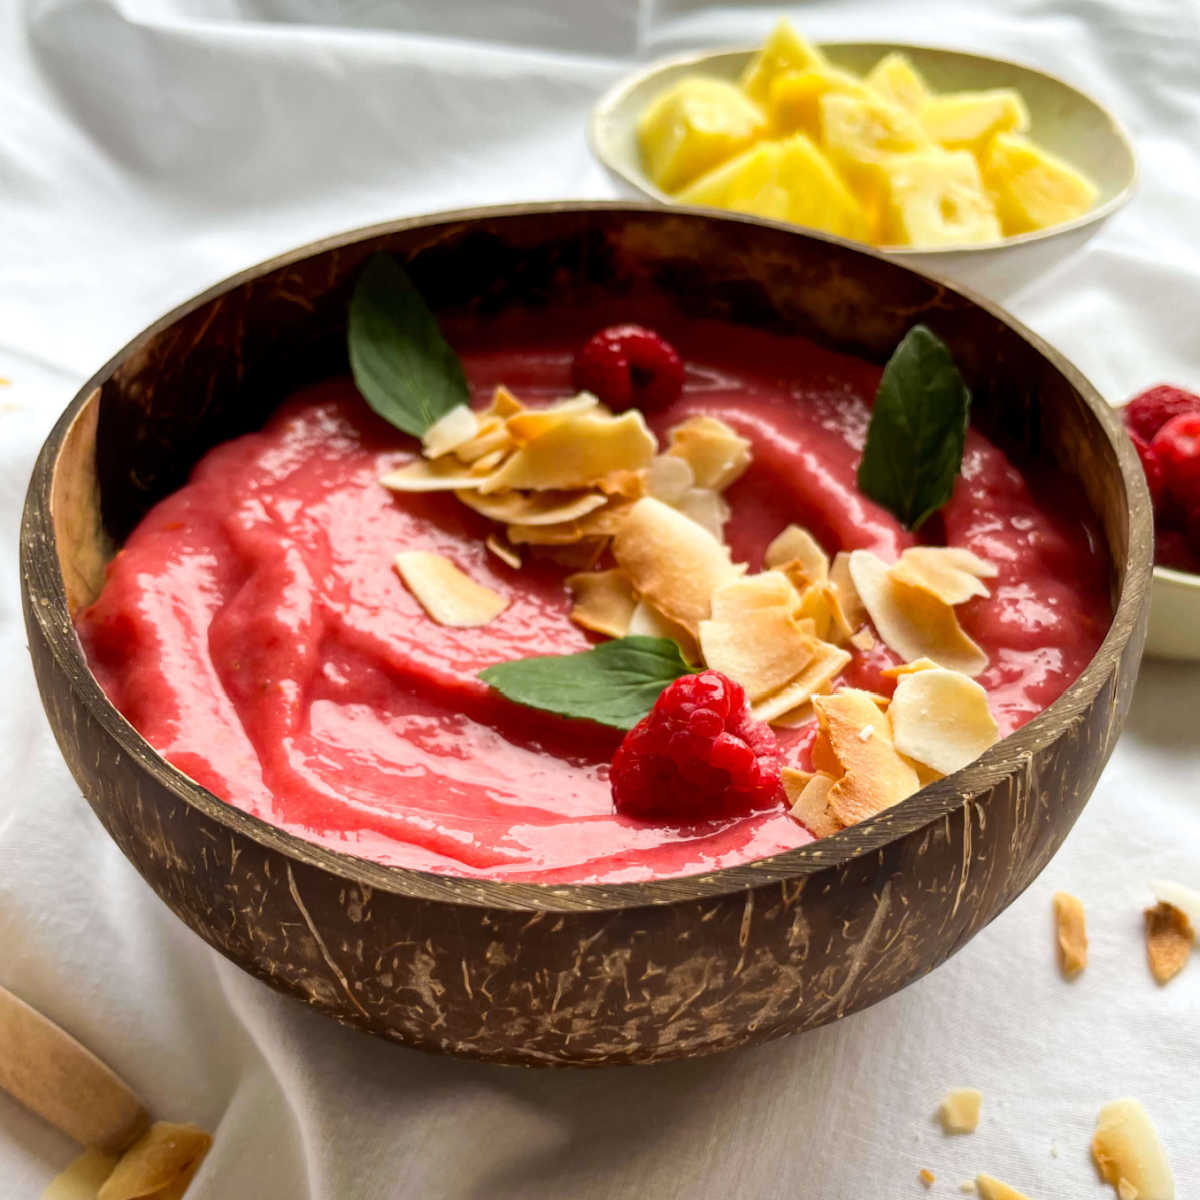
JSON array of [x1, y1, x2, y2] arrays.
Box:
[[590, 42, 1137, 256]]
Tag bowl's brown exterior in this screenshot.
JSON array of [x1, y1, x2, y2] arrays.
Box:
[[20, 205, 1151, 1066]]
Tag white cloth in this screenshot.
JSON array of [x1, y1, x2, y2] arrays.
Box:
[[2, 2, 1198, 1196]]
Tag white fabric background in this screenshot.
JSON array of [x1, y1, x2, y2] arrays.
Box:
[[2, 1, 1198, 1196]]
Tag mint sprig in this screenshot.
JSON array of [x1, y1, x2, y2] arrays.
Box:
[[479, 636, 698, 730], [856, 325, 971, 531], [348, 254, 469, 438]]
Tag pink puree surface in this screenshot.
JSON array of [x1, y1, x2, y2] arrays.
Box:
[[77, 314, 1111, 884]]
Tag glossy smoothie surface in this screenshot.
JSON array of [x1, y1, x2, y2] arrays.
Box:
[[78, 311, 1111, 883]]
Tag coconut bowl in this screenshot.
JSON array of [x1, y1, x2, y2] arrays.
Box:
[[20, 204, 1151, 1067]]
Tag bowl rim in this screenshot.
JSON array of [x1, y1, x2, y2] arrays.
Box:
[[21, 200, 1153, 913], [588, 40, 1139, 255]]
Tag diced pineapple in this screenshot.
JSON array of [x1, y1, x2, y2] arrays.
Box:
[[879, 150, 1002, 247], [819, 91, 931, 211], [865, 52, 930, 112], [768, 66, 871, 137], [980, 132, 1099, 234], [680, 134, 871, 243], [636, 76, 766, 193], [740, 20, 825, 106], [920, 89, 1029, 150]]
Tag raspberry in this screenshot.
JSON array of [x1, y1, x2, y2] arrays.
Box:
[[1124, 384, 1200, 443], [1129, 429, 1167, 508], [1151, 412, 1200, 512], [610, 670, 783, 822], [572, 324, 684, 410], [1156, 526, 1200, 573]]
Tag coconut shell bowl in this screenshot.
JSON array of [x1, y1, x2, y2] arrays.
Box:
[[20, 204, 1151, 1067]]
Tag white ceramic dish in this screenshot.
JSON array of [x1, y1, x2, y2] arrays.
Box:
[[590, 42, 1137, 256]]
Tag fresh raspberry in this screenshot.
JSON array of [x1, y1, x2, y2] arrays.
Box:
[[1156, 526, 1200, 573], [1129, 429, 1167, 508], [610, 670, 783, 822], [572, 324, 684, 410], [1151, 412, 1200, 512], [1124, 384, 1200, 443]]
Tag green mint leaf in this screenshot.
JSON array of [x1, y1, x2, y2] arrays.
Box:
[[856, 325, 972, 530], [478, 636, 698, 730], [348, 253, 469, 438]]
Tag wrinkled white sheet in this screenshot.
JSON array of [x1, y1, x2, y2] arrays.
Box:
[[1, 2, 1198, 1196]]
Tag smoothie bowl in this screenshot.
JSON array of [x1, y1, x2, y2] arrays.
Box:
[[21, 205, 1150, 1065]]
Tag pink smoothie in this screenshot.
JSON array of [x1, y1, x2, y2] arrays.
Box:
[[77, 313, 1111, 883]]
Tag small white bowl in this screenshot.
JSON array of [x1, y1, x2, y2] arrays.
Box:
[[590, 42, 1137, 256], [1146, 564, 1200, 660]]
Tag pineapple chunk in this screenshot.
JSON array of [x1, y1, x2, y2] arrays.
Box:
[[680, 134, 871, 243], [768, 66, 871, 137], [819, 91, 931, 211], [920, 89, 1030, 149], [865, 52, 930, 112], [740, 19, 825, 106], [879, 150, 1002, 247], [636, 76, 766, 193], [981, 132, 1099, 234]]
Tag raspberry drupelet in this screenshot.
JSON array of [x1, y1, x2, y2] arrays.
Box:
[[572, 324, 685, 411], [610, 670, 784, 822], [1123, 385, 1200, 444]]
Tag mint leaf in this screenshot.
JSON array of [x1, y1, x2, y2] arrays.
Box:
[[856, 325, 971, 530], [479, 636, 698, 730], [348, 254, 469, 438]]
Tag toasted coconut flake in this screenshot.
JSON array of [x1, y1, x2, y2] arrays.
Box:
[[454, 419, 513, 464], [889, 667, 999, 777], [455, 488, 608, 526], [505, 392, 600, 443], [1092, 1099, 1174, 1200], [892, 545, 996, 604], [394, 552, 509, 627], [700, 600, 820, 702], [480, 410, 656, 494], [795, 581, 856, 644], [752, 642, 851, 724], [882, 657, 940, 679], [535, 538, 609, 570], [666, 415, 752, 491], [1052, 891, 1088, 978], [485, 535, 521, 570], [565, 569, 637, 639], [613, 497, 742, 635], [1145, 901, 1194, 985], [1150, 879, 1200, 931], [710, 570, 798, 619], [785, 770, 840, 837], [849, 627, 875, 651], [674, 487, 730, 540], [597, 468, 647, 499], [469, 448, 507, 475], [765, 524, 829, 582], [976, 1176, 1033, 1200], [849, 550, 988, 676], [380, 457, 495, 493], [647, 454, 694, 503], [813, 689, 920, 826], [507, 498, 633, 545], [829, 550, 866, 630], [938, 1088, 983, 1134], [920, 1170, 936, 1188], [627, 599, 700, 663], [422, 403, 479, 458]]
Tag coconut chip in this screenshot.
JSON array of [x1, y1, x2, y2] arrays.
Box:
[[1052, 891, 1088, 978], [938, 1088, 982, 1134], [613, 497, 743, 636], [394, 552, 509, 627], [480, 410, 656, 494], [380, 457, 496, 493], [752, 642, 850, 725], [627, 598, 700, 664], [784, 768, 840, 838], [975, 1176, 1033, 1200], [673, 487, 730, 540], [506, 498, 633, 546], [1092, 1099, 1175, 1200], [1144, 901, 1194, 985], [889, 667, 999, 777], [891, 545, 997, 604], [646, 454, 694, 503], [849, 549, 988, 676], [456, 488, 608, 526], [765, 524, 829, 582], [812, 689, 921, 826], [665, 414, 752, 490], [421, 403, 480, 459], [485, 535, 521, 570], [920, 1170, 936, 1188], [565, 569, 637, 639], [504, 392, 600, 443], [882, 657, 940, 679], [1150, 879, 1200, 931], [829, 550, 866, 630], [794, 581, 856, 644]]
